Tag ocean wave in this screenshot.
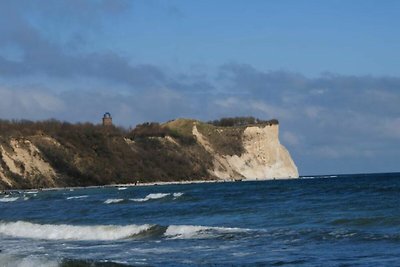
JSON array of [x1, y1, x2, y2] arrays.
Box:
[[117, 187, 127, 190], [264, 227, 400, 243], [25, 190, 39, 194], [164, 225, 248, 239], [0, 221, 152, 241], [0, 254, 58, 267], [0, 254, 130, 267], [66, 195, 88, 200], [0, 221, 248, 241], [104, 198, 124, 204], [301, 175, 338, 179], [331, 216, 400, 227], [0, 197, 19, 202], [130, 192, 184, 202], [131, 193, 170, 202], [173, 192, 184, 198]]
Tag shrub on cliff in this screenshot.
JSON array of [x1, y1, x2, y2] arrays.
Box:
[[129, 122, 196, 145], [208, 117, 279, 127]]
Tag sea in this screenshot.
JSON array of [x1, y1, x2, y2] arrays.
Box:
[[0, 172, 399, 266]]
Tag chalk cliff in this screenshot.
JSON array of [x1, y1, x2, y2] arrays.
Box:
[[0, 118, 298, 189], [192, 123, 298, 180]]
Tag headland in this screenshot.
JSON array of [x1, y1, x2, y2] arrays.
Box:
[[0, 117, 298, 190]]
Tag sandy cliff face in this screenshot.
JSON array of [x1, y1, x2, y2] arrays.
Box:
[[0, 138, 56, 188], [193, 124, 298, 180], [0, 119, 298, 189]]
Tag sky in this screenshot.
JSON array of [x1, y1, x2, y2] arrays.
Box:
[[0, 0, 399, 175]]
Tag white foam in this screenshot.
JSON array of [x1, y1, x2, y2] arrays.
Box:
[[66, 195, 88, 200], [104, 198, 124, 204], [117, 187, 127, 190], [0, 197, 19, 202], [173, 192, 184, 198], [164, 225, 248, 239], [25, 191, 38, 194], [0, 221, 152, 241], [0, 254, 59, 267], [131, 193, 170, 202]]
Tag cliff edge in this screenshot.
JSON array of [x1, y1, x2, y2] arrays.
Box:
[[192, 123, 298, 180], [0, 118, 298, 189]]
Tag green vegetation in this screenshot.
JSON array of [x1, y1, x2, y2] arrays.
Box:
[[196, 122, 245, 156], [0, 116, 276, 189], [208, 117, 278, 127], [129, 121, 196, 145], [0, 119, 212, 189]]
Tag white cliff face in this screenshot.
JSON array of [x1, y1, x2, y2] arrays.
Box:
[[193, 124, 299, 180]]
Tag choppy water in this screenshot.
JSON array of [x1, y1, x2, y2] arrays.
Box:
[[1, 173, 400, 266]]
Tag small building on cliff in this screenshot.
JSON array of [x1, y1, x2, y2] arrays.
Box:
[[102, 112, 113, 126]]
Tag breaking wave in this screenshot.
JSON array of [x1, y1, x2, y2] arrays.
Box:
[[66, 195, 88, 200], [25, 190, 39, 194], [173, 192, 184, 198], [131, 192, 183, 202], [164, 225, 248, 239], [0, 221, 152, 241], [131, 193, 170, 202], [104, 198, 124, 204], [0, 254, 129, 267], [301, 175, 338, 179], [0, 221, 248, 241], [0, 197, 19, 202], [0, 254, 59, 267]]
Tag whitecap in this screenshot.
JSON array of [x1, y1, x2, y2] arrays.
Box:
[[0, 221, 152, 241], [0, 197, 19, 202], [117, 187, 127, 190], [0, 254, 59, 267], [131, 193, 170, 202], [164, 225, 248, 239], [173, 192, 184, 198], [66, 195, 88, 200], [104, 198, 124, 204], [25, 191, 39, 194]]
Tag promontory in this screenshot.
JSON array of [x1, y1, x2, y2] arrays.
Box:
[[0, 117, 298, 189]]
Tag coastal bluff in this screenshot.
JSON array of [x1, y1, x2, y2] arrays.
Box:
[[0, 118, 298, 189]]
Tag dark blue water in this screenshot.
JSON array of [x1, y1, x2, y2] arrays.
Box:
[[1, 173, 400, 266]]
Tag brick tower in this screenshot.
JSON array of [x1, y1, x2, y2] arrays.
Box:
[[102, 112, 113, 126]]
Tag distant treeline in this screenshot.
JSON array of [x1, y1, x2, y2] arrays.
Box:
[[0, 119, 127, 138], [0, 116, 278, 138], [207, 117, 278, 127]]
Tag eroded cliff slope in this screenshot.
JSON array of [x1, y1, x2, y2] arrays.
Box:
[[192, 124, 298, 180], [0, 118, 298, 189]]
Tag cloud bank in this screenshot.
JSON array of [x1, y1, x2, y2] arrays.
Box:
[[0, 0, 399, 175]]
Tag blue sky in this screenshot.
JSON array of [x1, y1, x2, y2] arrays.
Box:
[[0, 0, 399, 175]]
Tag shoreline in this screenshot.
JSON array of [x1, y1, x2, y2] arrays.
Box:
[[2, 177, 295, 193]]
